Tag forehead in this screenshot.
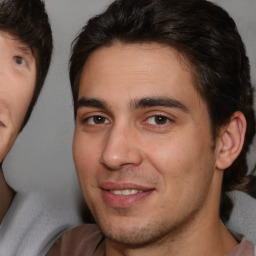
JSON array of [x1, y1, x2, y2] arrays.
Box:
[[79, 42, 204, 107]]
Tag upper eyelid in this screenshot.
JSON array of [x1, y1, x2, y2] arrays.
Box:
[[85, 115, 110, 123], [14, 51, 28, 58], [147, 114, 172, 120], [13, 55, 26, 62], [12, 52, 28, 63], [143, 110, 177, 120], [77, 108, 113, 119], [144, 115, 173, 124], [78, 111, 111, 122]]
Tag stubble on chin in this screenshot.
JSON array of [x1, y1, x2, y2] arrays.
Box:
[[95, 210, 199, 250], [92, 188, 210, 250]]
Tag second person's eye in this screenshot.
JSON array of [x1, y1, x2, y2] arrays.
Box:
[[13, 56, 26, 66]]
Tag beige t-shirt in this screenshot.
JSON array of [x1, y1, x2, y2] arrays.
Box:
[[226, 233, 255, 256], [47, 224, 255, 256]]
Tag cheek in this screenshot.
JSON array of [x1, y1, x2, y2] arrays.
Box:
[[145, 131, 214, 184], [145, 136, 191, 171], [19, 79, 35, 107], [15, 92, 31, 116], [146, 135, 215, 213], [73, 132, 100, 186], [11, 76, 35, 126], [73, 133, 105, 211]]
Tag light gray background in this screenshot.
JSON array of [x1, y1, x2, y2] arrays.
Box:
[[1, 0, 256, 252]]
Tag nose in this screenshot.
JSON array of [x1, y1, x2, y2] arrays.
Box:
[[100, 125, 143, 170]]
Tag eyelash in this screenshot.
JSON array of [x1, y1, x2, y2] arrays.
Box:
[[83, 115, 110, 125]]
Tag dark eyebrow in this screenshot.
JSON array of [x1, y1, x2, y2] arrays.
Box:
[[131, 97, 189, 113], [9, 36, 33, 56], [18, 46, 32, 56], [14, 40, 33, 57], [76, 97, 108, 111]]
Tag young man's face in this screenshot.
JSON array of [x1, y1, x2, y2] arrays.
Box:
[[0, 32, 36, 162], [73, 42, 223, 246]]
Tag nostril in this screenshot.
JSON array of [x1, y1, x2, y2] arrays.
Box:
[[100, 153, 124, 170], [100, 150, 143, 171]]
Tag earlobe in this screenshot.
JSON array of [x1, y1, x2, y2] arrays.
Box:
[[216, 111, 246, 170]]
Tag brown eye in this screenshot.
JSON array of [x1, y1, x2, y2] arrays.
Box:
[[147, 115, 170, 125], [93, 116, 106, 124], [84, 115, 110, 125], [155, 116, 169, 125]]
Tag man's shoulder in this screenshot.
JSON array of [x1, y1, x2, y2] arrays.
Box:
[[46, 224, 103, 256], [226, 234, 255, 256]]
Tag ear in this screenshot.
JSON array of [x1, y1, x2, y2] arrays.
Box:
[[215, 111, 246, 170]]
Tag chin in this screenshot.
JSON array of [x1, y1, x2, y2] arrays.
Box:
[[98, 219, 174, 248]]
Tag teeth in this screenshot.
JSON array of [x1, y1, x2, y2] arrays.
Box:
[[110, 189, 143, 196]]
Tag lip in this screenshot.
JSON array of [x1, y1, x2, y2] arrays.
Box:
[[100, 182, 155, 208]]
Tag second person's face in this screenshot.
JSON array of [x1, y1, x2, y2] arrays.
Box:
[[0, 32, 36, 162]]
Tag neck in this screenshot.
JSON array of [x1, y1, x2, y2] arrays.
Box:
[[0, 166, 15, 223]]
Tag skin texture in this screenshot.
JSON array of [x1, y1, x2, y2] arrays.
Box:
[[0, 31, 36, 222], [73, 42, 245, 256]]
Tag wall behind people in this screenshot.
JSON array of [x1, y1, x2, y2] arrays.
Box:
[[2, 0, 256, 240]]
